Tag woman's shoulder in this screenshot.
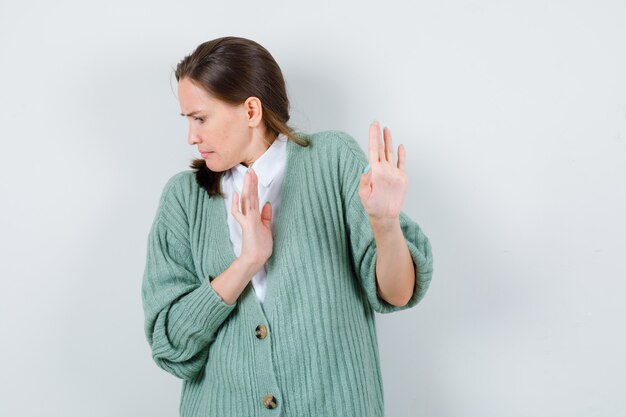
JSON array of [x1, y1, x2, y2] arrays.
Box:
[[297, 130, 368, 194], [162, 169, 196, 192], [301, 130, 364, 159], [305, 129, 358, 147], [305, 129, 367, 164], [156, 169, 197, 208]]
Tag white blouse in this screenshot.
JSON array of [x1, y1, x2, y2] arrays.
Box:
[[220, 133, 288, 305]]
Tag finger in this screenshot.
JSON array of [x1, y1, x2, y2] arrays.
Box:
[[243, 169, 254, 215], [244, 169, 254, 215], [383, 127, 395, 166], [240, 169, 249, 215], [249, 168, 259, 213], [369, 121, 383, 164], [231, 192, 244, 224], [398, 144, 406, 171], [261, 201, 272, 227], [376, 122, 385, 162], [359, 169, 372, 201]]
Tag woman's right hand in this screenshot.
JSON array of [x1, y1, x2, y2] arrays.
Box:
[[231, 167, 273, 274]]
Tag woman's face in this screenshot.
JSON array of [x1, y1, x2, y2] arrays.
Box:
[[178, 77, 251, 172]]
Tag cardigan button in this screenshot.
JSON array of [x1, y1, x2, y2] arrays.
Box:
[[255, 324, 267, 339], [263, 394, 278, 409]]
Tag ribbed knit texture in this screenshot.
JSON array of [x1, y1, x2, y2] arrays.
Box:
[[141, 130, 434, 417]]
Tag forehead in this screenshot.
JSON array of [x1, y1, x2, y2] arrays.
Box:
[[178, 78, 217, 106]]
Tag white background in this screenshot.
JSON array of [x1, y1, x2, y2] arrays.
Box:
[[1, 1, 625, 416]]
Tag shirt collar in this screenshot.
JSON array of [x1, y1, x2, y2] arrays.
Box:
[[230, 133, 288, 189]]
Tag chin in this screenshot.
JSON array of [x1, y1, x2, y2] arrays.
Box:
[[205, 160, 230, 173]]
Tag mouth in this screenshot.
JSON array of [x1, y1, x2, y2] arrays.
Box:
[[200, 151, 214, 158]]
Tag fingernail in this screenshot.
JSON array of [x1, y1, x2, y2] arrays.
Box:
[[363, 164, 370, 174], [372, 120, 379, 126]]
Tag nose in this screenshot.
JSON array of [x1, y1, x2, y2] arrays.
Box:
[[187, 123, 201, 146]]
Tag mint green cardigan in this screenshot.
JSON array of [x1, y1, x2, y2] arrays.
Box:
[[141, 130, 434, 416]]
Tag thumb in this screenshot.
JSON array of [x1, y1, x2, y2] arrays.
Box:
[[359, 168, 372, 200], [261, 201, 272, 227]]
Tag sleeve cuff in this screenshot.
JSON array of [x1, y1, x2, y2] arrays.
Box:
[[364, 212, 434, 314], [151, 277, 238, 358]]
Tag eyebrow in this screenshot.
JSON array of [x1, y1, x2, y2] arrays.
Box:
[[180, 110, 203, 117]]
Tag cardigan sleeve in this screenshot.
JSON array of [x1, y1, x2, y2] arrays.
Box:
[[337, 131, 434, 314], [141, 176, 237, 380]]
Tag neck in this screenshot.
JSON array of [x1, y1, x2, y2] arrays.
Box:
[[241, 132, 278, 167]]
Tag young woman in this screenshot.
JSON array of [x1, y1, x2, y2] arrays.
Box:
[[141, 35, 434, 417]]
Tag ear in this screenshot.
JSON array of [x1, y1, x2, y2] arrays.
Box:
[[244, 96, 263, 127]]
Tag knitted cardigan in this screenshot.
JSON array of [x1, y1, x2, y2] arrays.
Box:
[[141, 130, 434, 417]]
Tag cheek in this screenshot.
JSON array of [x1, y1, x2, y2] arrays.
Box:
[[197, 121, 222, 144], [221, 120, 244, 144], [228, 108, 249, 134], [210, 113, 235, 137]]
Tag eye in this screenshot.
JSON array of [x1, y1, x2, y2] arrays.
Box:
[[194, 116, 205, 123]]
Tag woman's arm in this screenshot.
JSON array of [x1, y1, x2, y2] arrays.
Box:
[[357, 122, 419, 307], [371, 217, 416, 307], [142, 216, 239, 380], [338, 126, 434, 314], [210, 257, 262, 305]]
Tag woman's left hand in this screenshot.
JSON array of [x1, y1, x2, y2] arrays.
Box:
[[358, 121, 407, 225]]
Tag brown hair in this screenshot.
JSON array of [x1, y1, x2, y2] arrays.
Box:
[[174, 36, 310, 197]]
